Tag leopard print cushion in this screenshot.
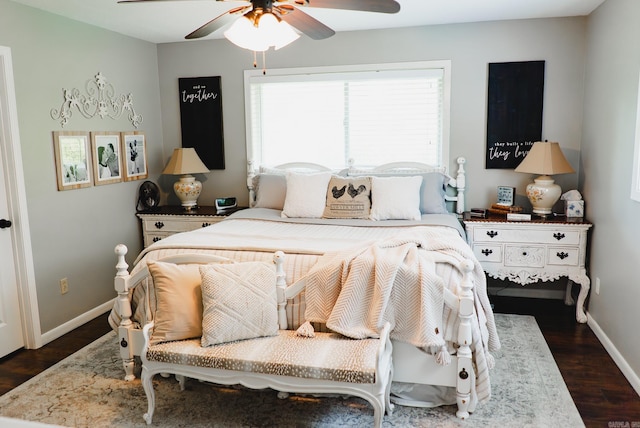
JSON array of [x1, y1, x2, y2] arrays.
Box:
[[146, 330, 379, 384]]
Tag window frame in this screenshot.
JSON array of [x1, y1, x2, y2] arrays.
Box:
[[243, 60, 451, 169]]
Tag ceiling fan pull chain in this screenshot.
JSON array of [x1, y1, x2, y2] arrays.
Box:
[[253, 51, 258, 68], [262, 51, 267, 75]]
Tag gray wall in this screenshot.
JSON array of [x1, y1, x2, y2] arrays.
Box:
[[582, 0, 640, 386], [157, 18, 587, 209], [0, 0, 164, 332]]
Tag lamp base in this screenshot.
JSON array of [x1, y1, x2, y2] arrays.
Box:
[[525, 175, 562, 216], [173, 175, 202, 211]]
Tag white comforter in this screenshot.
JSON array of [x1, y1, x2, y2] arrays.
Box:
[[110, 208, 500, 406]]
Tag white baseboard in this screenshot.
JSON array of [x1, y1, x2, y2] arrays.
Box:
[[488, 287, 565, 300], [39, 299, 115, 347], [587, 312, 640, 397]]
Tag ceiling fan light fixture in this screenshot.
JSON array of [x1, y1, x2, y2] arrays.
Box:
[[224, 10, 299, 52], [274, 20, 300, 50]]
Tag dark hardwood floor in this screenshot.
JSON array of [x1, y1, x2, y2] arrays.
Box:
[[1, 298, 639, 427]]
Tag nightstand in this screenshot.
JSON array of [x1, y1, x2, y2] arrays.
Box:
[[463, 213, 593, 323], [137, 206, 244, 248]]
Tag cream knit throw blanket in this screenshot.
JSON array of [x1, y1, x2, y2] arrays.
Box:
[[304, 232, 449, 350]]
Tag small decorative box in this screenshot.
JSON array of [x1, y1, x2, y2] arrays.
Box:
[[565, 200, 584, 218]]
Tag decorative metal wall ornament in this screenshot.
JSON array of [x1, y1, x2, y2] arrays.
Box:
[[50, 72, 143, 128]]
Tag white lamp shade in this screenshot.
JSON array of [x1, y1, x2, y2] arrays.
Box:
[[515, 141, 575, 215], [224, 12, 299, 52]]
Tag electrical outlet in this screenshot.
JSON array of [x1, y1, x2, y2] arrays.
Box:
[[595, 277, 601, 295], [59, 277, 69, 295]]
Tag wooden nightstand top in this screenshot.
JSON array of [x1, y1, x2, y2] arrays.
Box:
[[137, 206, 246, 217], [462, 212, 592, 227]]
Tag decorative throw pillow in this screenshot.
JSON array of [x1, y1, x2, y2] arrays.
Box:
[[420, 172, 449, 214], [200, 262, 278, 347], [148, 261, 205, 346], [370, 175, 423, 220], [281, 171, 332, 218], [254, 174, 287, 210], [322, 176, 372, 219]]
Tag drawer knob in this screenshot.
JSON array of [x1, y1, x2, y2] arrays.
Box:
[[522, 251, 528, 256], [486, 230, 498, 238], [553, 232, 565, 241], [481, 249, 493, 256], [557, 251, 569, 260], [202, 222, 211, 228], [153, 237, 161, 243], [154, 221, 165, 229]]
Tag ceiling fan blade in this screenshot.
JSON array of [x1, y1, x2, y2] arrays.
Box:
[[185, 5, 250, 39], [278, 0, 400, 14], [275, 6, 335, 40]]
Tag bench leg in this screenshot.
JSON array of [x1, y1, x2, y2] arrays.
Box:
[[141, 367, 156, 425], [384, 366, 394, 415]]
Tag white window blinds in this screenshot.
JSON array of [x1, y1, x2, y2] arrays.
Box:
[[245, 61, 450, 169]]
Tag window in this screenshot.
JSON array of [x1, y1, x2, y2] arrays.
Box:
[[244, 61, 451, 169]]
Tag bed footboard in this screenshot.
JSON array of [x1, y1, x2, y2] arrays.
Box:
[[390, 259, 475, 419], [114, 244, 141, 381], [454, 259, 475, 419]]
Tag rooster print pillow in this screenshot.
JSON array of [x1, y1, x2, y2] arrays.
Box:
[[323, 176, 372, 219]]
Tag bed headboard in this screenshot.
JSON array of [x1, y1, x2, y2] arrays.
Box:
[[247, 157, 466, 215]]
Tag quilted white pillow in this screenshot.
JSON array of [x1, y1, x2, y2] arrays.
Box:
[[281, 171, 332, 218], [370, 175, 423, 220], [200, 262, 278, 347]]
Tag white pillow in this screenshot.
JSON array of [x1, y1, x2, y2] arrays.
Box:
[[200, 262, 278, 347], [281, 171, 332, 218], [370, 175, 423, 220]]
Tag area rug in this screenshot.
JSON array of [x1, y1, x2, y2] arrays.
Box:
[[0, 314, 583, 427]]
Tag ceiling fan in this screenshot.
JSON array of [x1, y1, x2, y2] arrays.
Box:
[[118, 0, 401, 42]]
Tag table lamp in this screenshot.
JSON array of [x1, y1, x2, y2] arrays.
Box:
[[162, 148, 210, 211], [514, 141, 575, 216]]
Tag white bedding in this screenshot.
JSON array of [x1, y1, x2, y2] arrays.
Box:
[[133, 208, 467, 262], [109, 208, 499, 407]]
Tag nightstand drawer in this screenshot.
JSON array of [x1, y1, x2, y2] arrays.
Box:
[[473, 227, 580, 245], [137, 206, 246, 249], [472, 245, 502, 262], [504, 245, 545, 268], [144, 234, 167, 247], [547, 247, 579, 266], [141, 218, 217, 233]]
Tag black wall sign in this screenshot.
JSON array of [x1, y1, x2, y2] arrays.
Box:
[[486, 61, 545, 169], [179, 76, 225, 170]]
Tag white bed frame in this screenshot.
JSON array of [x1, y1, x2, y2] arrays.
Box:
[[113, 157, 477, 419]]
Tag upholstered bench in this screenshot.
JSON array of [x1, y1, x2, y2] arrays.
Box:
[[140, 322, 393, 427], [138, 251, 393, 427]]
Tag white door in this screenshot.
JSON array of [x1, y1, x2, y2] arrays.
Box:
[[0, 46, 34, 357], [0, 123, 24, 356]]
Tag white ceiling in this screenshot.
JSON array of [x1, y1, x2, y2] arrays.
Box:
[[10, 0, 606, 44]]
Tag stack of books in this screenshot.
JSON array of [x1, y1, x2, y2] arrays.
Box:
[[487, 204, 524, 215]]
